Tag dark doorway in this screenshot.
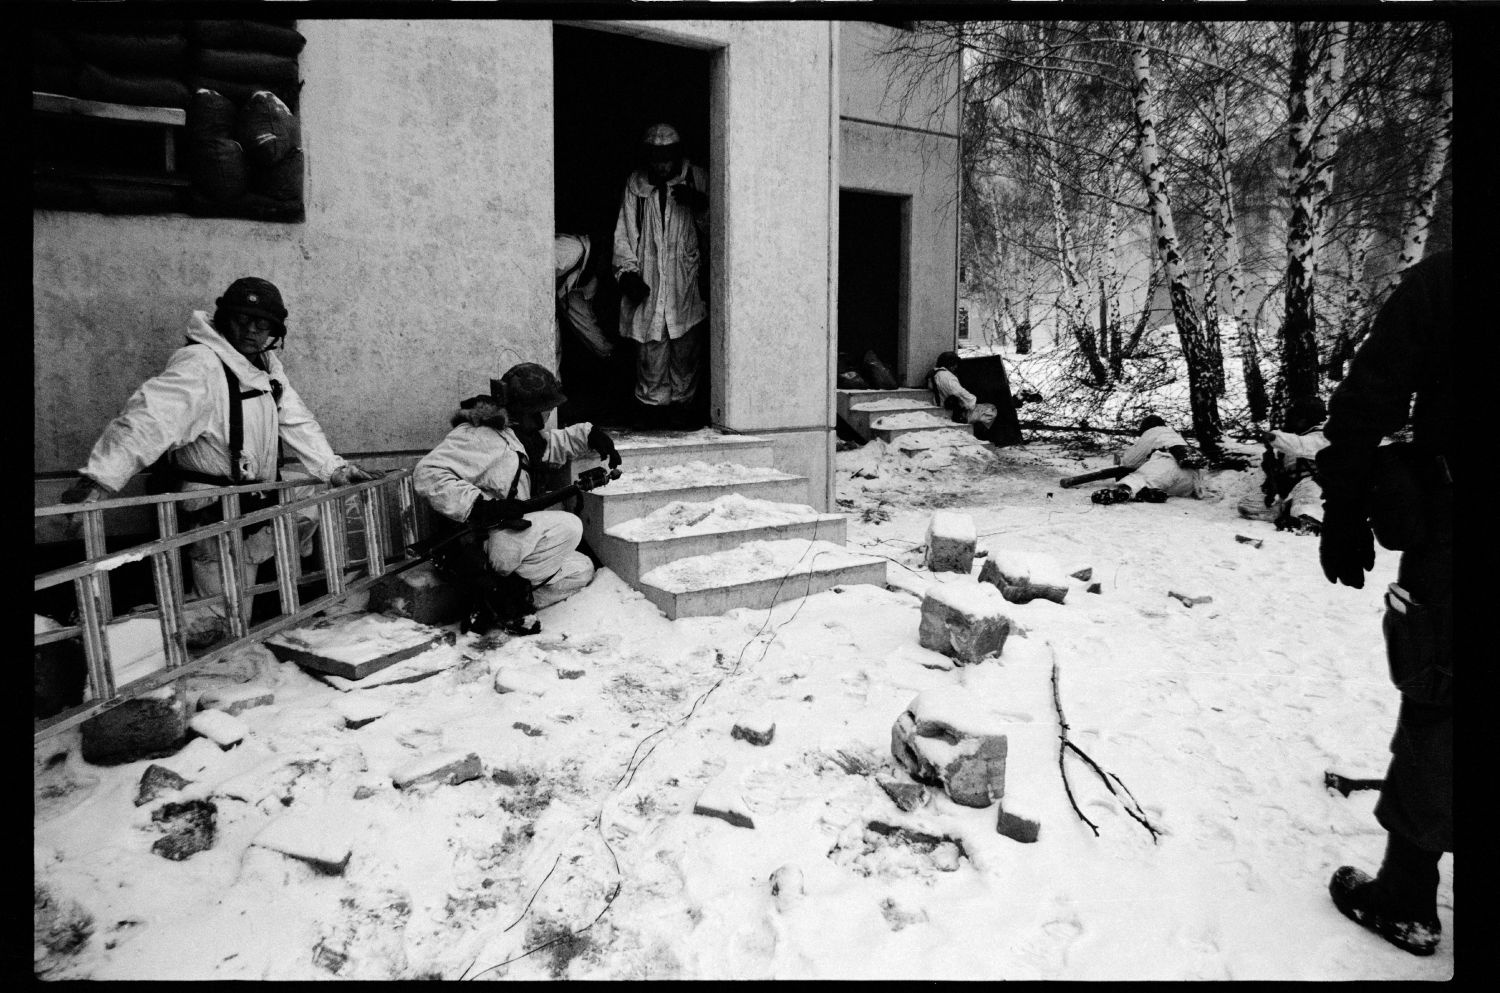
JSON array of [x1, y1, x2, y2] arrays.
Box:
[[553, 26, 712, 429], [838, 190, 905, 384]]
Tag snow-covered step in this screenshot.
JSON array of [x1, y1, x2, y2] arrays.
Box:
[[836, 387, 932, 426], [566, 428, 776, 478], [579, 461, 810, 541], [637, 539, 888, 620], [595, 494, 848, 587], [846, 398, 945, 441], [869, 410, 973, 443]]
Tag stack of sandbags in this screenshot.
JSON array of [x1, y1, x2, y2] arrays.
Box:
[[70, 20, 191, 109], [187, 19, 305, 111], [31, 27, 81, 98]]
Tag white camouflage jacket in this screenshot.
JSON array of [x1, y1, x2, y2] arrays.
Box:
[[81, 312, 347, 506], [414, 418, 596, 523]]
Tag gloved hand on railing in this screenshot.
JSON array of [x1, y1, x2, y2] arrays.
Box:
[[587, 426, 622, 469], [59, 474, 113, 537], [329, 463, 383, 487]]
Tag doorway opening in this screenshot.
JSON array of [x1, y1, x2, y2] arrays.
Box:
[[553, 25, 712, 429], [837, 190, 908, 387]]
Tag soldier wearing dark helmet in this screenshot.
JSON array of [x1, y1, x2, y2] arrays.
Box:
[[59, 277, 380, 647], [414, 362, 620, 635]]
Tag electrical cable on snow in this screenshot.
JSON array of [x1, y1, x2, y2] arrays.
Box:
[[464, 518, 835, 979]]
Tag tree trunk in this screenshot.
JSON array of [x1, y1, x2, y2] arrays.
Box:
[[1278, 22, 1323, 430], [1130, 24, 1221, 455], [1040, 69, 1108, 386], [1208, 29, 1268, 422], [1104, 197, 1125, 379], [1384, 61, 1453, 295], [1326, 225, 1373, 380], [1200, 220, 1226, 398], [1310, 22, 1349, 277]]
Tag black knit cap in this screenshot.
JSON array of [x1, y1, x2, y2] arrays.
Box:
[[935, 351, 961, 370], [496, 363, 567, 414], [216, 277, 288, 334], [1138, 414, 1168, 435]]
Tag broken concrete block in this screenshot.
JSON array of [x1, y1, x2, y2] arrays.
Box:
[[352, 785, 378, 800], [731, 719, 776, 747], [493, 662, 555, 697], [368, 561, 466, 626], [194, 684, 275, 717], [979, 553, 1070, 605], [189, 709, 247, 749], [996, 803, 1041, 844], [1234, 535, 1264, 549], [253, 809, 356, 874], [693, 771, 755, 829], [333, 695, 389, 730], [1167, 591, 1213, 608], [150, 799, 217, 861], [1086, 582, 1102, 595], [1069, 566, 1094, 582], [876, 774, 930, 812], [917, 582, 1013, 664], [923, 511, 977, 574], [80, 689, 188, 766], [391, 751, 483, 790], [265, 614, 446, 682], [891, 694, 1008, 808], [135, 764, 189, 807]]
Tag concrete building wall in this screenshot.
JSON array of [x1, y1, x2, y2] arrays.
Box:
[[836, 22, 961, 387], [34, 20, 557, 478]]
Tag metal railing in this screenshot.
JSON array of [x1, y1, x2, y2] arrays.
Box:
[[33, 470, 426, 743]]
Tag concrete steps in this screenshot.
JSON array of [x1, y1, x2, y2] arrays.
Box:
[[845, 398, 945, 441], [597, 494, 846, 587], [636, 539, 888, 620], [568, 430, 888, 621], [837, 387, 933, 426], [869, 410, 974, 443]]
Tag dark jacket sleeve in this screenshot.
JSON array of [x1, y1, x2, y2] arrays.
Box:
[[1317, 253, 1448, 507]]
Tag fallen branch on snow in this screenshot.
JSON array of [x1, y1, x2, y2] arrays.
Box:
[[1050, 653, 1162, 844]]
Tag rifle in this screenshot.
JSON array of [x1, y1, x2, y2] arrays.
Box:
[[407, 466, 622, 561], [1256, 423, 1288, 507], [1058, 465, 1133, 489]]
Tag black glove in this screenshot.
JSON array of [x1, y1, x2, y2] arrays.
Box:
[[671, 184, 708, 211], [470, 496, 527, 529], [587, 426, 622, 469], [60, 475, 105, 504], [1319, 503, 1375, 588], [618, 271, 650, 305]]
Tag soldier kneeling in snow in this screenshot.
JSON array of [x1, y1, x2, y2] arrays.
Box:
[[926, 351, 999, 441], [1237, 396, 1329, 535], [1092, 415, 1210, 505], [413, 363, 619, 636]]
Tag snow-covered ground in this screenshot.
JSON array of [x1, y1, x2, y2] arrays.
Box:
[[34, 437, 1452, 980]]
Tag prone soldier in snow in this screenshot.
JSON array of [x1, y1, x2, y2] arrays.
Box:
[[1090, 415, 1211, 505]]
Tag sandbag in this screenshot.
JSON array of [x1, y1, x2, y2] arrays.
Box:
[[77, 64, 190, 108], [190, 20, 307, 57], [187, 88, 237, 141], [192, 48, 299, 86], [249, 147, 303, 202], [32, 177, 95, 212], [859, 349, 899, 390], [237, 90, 299, 167], [32, 62, 79, 97], [189, 75, 299, 112], [191, 136, 249, 202], [31, 29, 78, 67], [71, 31, 188, 73], [90, 180, 185, 215]]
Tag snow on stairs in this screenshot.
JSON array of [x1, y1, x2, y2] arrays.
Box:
[[838, 388, 941, 441], [570, 429, 886, 620], [868, 410, 973, 444]]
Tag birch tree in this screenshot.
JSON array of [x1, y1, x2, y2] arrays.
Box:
[[1130, 22, 1221, 454], [1277, 22, 1326, 428], [1382, 60, 1452, 294]]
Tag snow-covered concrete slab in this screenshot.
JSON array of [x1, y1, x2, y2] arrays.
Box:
[[638, 539, 888, 620], [252, 806, 359, 874], [918, 581, 1014, 663], [265, 614, 447, 681], [924, 510, 977, 574], [333, 695, 390, 729], [194, 684, 275, 717], [188, 709, 248, 748], [580, 462, 810, 532], [836, 387, 933, 425], [390, 751, 483, 790], [693, 770, 755, 829], [871, 411, 973, 443]]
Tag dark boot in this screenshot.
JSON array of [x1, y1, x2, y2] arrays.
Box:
[[1133, 486, 1168, 503], [487, 571, 541, 637], [1330, 833, 1441, 956], [1091, 485, 1132, 505]]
